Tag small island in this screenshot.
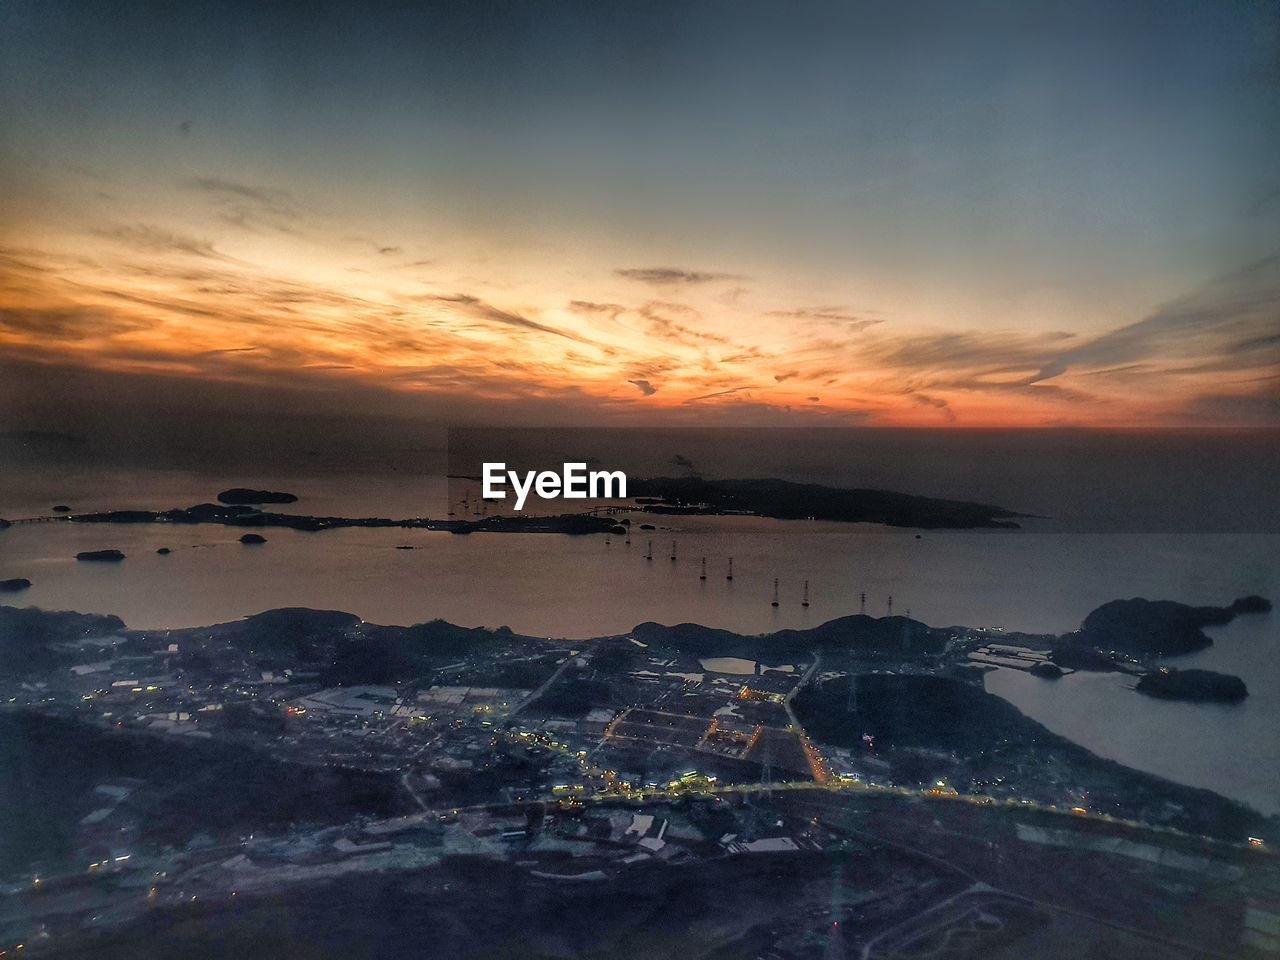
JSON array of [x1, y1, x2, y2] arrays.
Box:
[[75, 549, 125, 562], [1030, 661, 1064, 679], [0, 577, 32, 592], [239, 533, 268, 544], [1136, 668, 1248, 703], [51, 504, 71, 512], [218, 488, 299, 505], [156, 547, 172, 555]]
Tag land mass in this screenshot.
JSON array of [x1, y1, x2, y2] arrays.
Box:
[[1, 599, 1275, 960], [217, 488, 299, 505], [10, 478, 1034, 534], [628, 476, 1027, 528], [0, 599, 1270, 840], [1054, 595, 1272, 660], [74, 548, 125, 562]]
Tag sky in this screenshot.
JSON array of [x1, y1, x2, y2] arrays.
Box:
[[1, 0, 1278, 434]]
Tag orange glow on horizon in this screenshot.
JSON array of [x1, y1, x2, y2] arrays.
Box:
[[0, 216, 1273, 429]]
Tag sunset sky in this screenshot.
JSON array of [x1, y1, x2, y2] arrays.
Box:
[[1, 0, 1278, 431]]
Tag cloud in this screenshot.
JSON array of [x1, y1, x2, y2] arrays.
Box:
[[0, 305, 150, 340], [1028, 253, 1280, 384], [567, 300, 631, 335], [857, 329, 1073, 374], [427, 294, 599, 346], [684, 385, 748, 402], [98, 224, 228, 260], [774, 371, 798, 382], [768, 307, 884, 333], [616, 267, 741, 285], [638, 303, 728, 347], [624, 357, 682, 378], [194, 346, 258, 357], [628, 379, 657, 396], [568, 300, 626, 317], [181, 177, 301, 232], [910, 392, 956, 422]]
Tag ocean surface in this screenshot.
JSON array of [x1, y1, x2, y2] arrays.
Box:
[[1, 432, 1277, 815]]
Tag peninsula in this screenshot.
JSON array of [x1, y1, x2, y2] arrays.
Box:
[[1056, 595, 1272, 659]]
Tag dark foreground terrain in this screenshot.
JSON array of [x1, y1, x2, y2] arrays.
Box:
[[0, 594, 1274, 959]]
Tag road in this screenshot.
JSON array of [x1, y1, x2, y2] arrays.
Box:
[[783, 649, 822, 731], [509, 650, 583, 717]]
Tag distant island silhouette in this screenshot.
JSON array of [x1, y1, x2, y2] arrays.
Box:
[[628, 477, 1028, 528], [75, 549, 125, 562], [14, 477, 1030, 534], [217, 488, 299, 505]]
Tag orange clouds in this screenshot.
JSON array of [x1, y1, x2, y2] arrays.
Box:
[[1, 214, 1276, 428]]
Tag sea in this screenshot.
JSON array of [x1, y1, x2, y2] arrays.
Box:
[[1, 428, 1277, 815]]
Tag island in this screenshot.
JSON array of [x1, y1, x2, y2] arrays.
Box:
[[51, 504, 71, 512], [156, 547, 171, 555], [627, 476, 1027, 529], [0, 578, 31, 592], [217, 488, 300, 505], [1136, 668, 1248, 703], [16, 476, 1038, 537], [1029, 661, 1063, 679], [65, 503, 621, 536], [75, 548, 125, 562], [239, 533, 268, 544]]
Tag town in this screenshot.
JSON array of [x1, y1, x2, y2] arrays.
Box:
[[1, 602, 1278, 958]]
